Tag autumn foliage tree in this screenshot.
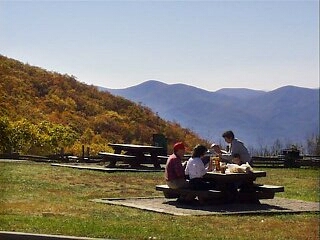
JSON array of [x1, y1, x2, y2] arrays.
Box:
[[0, 55, 208, 155]]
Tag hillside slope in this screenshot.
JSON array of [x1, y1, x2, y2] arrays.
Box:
[[0, 55, 207, 155]]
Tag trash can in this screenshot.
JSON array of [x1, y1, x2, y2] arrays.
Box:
[[282, 147, 301, 168], [152, 134, 168, 156]]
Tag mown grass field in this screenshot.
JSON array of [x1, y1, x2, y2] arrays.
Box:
[[0, 161, 319, 240]]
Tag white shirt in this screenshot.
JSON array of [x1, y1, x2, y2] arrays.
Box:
[[185, 157, 208, 179]]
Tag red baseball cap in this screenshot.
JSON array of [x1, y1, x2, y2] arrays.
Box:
[[173, 142, 185, 152]]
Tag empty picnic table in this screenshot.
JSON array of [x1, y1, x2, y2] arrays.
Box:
[[107, 143, 164, 169]]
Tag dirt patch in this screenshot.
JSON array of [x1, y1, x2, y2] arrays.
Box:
[[92, 197, 319, 216]]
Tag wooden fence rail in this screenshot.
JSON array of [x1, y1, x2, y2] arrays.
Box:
[[251, 156, 285, 168], [251, 155, 320, 168], [1, 153, 319, 168]]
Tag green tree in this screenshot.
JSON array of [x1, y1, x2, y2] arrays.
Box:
[[0, 117, 12, 153], [10, 119, 38, 154], [36, 121, 79, 154]]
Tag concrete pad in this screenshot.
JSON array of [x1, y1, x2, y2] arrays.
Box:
[[51, 163, 163, 172], [92, 197, 320, 216]]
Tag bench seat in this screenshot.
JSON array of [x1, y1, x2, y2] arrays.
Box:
[[156, 155, 169, 164], [255, 184, 284, 192], [98, 152, 136, 167], [155, 184, 223, 200], [252, 184, 284, 200], [98, 152, 136, 160]]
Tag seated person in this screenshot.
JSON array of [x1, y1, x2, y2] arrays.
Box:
[[185, 144, 213, 190], [165, 142, 189, 189], [232, 153, 241, 165], [209, 143, 227, 155], [201, 151, 211, 167]]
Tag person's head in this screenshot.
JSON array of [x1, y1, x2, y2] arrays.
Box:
[[210, 143, 221, 154], [232, 153, 241, 165], [222, 130, 234, 144], [192, 144, 208, 158], [173, 142, 185, 159]]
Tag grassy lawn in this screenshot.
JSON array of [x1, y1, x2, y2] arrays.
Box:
[[0, 161, 319, 240]]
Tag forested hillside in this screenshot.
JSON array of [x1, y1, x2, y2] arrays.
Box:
[[0, 55, 207, 155]]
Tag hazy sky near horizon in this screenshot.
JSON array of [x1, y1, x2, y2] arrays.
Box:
[[1, 1, 319, 91]]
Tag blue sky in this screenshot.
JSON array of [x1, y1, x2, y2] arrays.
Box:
[[1, 1, 319, 91]]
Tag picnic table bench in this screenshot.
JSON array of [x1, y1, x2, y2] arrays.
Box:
[[156, 184, 223, 203], [98, 152, 137, 167], [254, 184, 284, 199]]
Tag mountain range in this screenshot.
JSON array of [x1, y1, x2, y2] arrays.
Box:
[[102, 80, 319, 149]]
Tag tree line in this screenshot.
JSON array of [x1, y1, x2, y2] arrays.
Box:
[[248, 135, 320, 156], [1, 115, 318, 157]]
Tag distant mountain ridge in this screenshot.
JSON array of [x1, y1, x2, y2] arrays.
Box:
[[215, 88, 266, 99], [102, 80, 319, 149]]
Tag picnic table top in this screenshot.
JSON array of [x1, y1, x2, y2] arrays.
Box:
[[108, 143, 164, 150], [204, 170, 266, 182]]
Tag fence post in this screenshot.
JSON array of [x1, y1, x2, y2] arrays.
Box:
[[86, 147, 90, 161], [60, 148, 65, 162], [82, 145, 85, 162]]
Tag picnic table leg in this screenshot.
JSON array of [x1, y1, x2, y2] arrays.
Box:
[[151, 153, 161, 169], [214, 182, 259, 204], [130, 151, 143, 168], [107, 149, 121, 168], [238, 183, 260, 204]]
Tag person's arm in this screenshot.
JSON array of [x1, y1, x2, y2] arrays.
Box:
[[184, 161, 189, 177], [198, 159, 208, 177], [214, 144, 231, 162], [169, 159, 184, 179]]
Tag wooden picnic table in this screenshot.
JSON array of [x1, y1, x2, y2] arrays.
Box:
[[203, 170, 283, 203], [156, 170, 284, 204], [108, 143, 164, 169]]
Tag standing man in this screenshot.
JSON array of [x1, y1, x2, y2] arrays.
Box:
[[220, 130, 251, 164], [165, 142, 189, 189]]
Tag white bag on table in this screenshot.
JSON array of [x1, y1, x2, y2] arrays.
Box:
[[227, 162, 253, 173]]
